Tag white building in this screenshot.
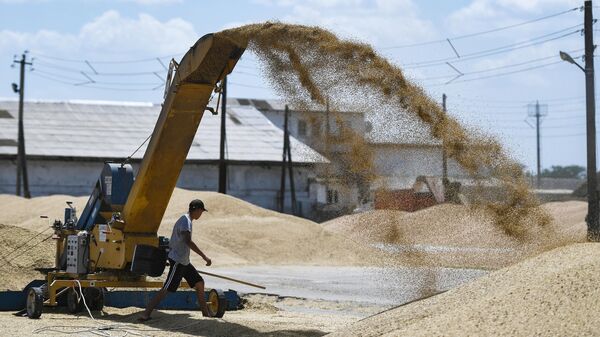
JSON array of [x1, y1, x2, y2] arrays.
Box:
[[0, 100, 326, 218], [227, 98, 469, 216]]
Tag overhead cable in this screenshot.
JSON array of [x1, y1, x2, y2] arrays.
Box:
[[382, 7, 580, 49]]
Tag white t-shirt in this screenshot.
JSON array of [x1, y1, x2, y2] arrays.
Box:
[[168, 213, 192, 265]]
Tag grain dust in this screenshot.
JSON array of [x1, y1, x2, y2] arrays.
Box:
[[220, 23, 550, 237]]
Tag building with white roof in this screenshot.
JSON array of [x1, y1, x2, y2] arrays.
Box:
[[227, 98, 470, 217], [0, 99, 327, 218]]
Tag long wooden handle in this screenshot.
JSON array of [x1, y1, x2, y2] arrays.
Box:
[[197, 270, 266, 290]]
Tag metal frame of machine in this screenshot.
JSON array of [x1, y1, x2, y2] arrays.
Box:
[[25, 32, 246, 319]]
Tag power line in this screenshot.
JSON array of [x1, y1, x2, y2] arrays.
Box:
[[31, 72, 162, 91], [33, 69, 163, 86], [455, 105, 587, 114], [427, 59, 566, 86], [232, 70, 263, 78], [34, 60, 165, 76], [418, 48, 584, 82], [31, 51, 183, 64], [404, 26, 582, 69], [494, 122, 587, 129], [228, 81, 271, 90], [382, 7, 580, 49], [457, 95, 586, 103], [450, 101, 585, 110]]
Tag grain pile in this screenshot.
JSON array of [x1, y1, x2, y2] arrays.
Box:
[[0, 224, 54, 290], [0, 188, 384, 290], [221, 23, 550, 238], [157, 188, 384, 267], [323, 201, 587, 269], [328, 243, 600, 337]]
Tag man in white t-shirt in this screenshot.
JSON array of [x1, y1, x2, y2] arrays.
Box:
[[139, 199, 212, 321]]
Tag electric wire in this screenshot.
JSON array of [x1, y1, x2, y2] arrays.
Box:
[[451, 99, 586, 109], [456, 95, 586, 103], [9, 233, 54, 262], [404, 27, 582, 69], [31, 72, 163, 92], [428, 59, 566, 86], [417, 48, 584, 81], [382, 6, 581, 49], [228, 81, 271, 90], [34, 60, 165, 76], [32, 51, 183, 65], [33, 280, 205, 336], [24, 27, 587, 91], [0, 227, 52, 261], [33, 69, 163, 86]]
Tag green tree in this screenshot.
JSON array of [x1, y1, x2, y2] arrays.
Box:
[[540, 165, 585, 179]]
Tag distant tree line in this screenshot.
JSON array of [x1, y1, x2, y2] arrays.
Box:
[[540, 165, 586, 179]]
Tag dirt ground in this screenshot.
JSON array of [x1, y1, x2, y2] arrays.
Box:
[[0, 294, 382, 337]]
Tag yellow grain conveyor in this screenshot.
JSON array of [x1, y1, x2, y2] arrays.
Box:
[[24, 32, 246, 319]]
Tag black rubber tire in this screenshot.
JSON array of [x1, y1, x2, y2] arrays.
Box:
[[66, 288, 82, 314], [207, 289, 227, 318], [26, 287, 44, 319], [84, 287, 104, 311]]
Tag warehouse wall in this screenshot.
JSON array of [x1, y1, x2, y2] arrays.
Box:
[[0, 159, 316, 218], [372, 145, 468, 189]]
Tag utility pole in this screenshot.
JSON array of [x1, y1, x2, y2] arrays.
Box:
[[285, 105, 297, 215], [535, 100, 542, 188], [584, 0, 599, 241], [442, 94, 448, 188], [279, 106, 288, 212], [218, 77, 227, 194], [278, 105, 298, 214], [12, 52, 32, 198], [325, 97, 330, 137], [526, 100, 547, 189]]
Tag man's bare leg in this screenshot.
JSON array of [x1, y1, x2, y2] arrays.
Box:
[[194, 281, 210, 317], [140, 288, 168, 320]]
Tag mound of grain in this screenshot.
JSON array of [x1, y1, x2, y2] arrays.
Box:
[[0, 188, 384, 273], [324, 205, 512, 247], [329, 242, 600, 337], [0, 224, 54, 290], [323, 210, 407, 244], [323, 201, 587, 269], [157, 188, 383, 267]]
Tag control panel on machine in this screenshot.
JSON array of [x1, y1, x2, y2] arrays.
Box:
[[66, 234, 89, 274]]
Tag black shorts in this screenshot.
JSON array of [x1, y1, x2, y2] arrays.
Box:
[[162, 258, 204, 292]]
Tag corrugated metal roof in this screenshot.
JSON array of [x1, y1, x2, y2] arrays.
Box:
[[227, 98, 363, 114], [0, 100, 327, 163]]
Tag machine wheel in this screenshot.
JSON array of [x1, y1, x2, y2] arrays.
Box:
[[207, 289, 227, 318], [83, 287, 104, 311], [66, 288, 82, 314], [26, 287, 44, 319]]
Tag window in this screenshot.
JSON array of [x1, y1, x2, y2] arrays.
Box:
[[327, 189, 339, 204], [0, 139, 17, 146], [297, 120, 307, 137], [0, 110, 12, 118], [229, 115, 242, 125]]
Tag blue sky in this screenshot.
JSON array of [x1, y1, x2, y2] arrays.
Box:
[[0, 0, 592, 172]]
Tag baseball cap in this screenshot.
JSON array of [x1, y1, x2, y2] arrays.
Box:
[[189, 199, 208, 212]]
